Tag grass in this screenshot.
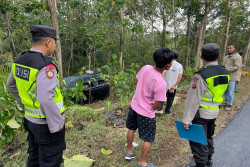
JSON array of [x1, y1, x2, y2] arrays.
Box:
[[1, 64, 250, 167], [0, 93, 189, 167]]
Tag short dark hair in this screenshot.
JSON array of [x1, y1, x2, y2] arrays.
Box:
[[202, 43, 220, 61], [32, 36, 47, 43], [227, 44, 235, 47], [153, 48, 173, 68], [239, 51, 244, 56], [171, 50, 179, 59]]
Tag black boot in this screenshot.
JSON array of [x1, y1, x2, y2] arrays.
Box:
[[196, 162, 205, 167], [206, 155, 213, 167], [186, 161, 205, 167]]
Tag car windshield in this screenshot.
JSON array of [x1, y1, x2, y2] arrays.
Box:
[[63, 76, 80, 85]]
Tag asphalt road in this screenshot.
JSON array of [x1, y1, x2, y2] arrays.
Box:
[[213, 99, 250, 167]]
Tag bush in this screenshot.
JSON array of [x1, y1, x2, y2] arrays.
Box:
[[60, 80, 87, 106], [183, 67, 197, 81], [0, 67, 24, 147], [100, 62, 139, 99]]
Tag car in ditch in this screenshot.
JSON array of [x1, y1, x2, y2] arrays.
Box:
[[63, 70, 110, 104]]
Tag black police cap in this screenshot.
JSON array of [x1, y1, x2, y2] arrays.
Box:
[[30, 25, 59, 40], [202, 43, 220, 55]]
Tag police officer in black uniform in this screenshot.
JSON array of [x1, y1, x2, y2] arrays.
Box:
[[7, 25, 66, 167]]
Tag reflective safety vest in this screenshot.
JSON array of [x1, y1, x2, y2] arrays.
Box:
[[197, 65, 230, 109], [12, 51, 65, 118]]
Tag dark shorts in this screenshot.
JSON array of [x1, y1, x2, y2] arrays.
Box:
[[126, 107, 156, 142]]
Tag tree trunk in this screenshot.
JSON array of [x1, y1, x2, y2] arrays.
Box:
[[67, 8, 74, 77], [191, 21, 199, 57], [6, 12, 18, 59], [194, 26, 202, 69], [243, 38, 250, 65], [88, 48, 91, 70], [119, 6, 124, 68], [172, 0, 177, 48], [136, 34, 139, 57], [159, 0, 167, 48], [93, 45, 96, 71], [47, 0, 63, 85], [185, 7, 191, 68], [67, 31, 74, 77], [162, 17, 166, 48], [0, 38, 2, 59], [191, 34, 198, 56], [151, 19, 155, 53], [194, 0, 209, 70], [199, 11, 208, 69], [221, 0, 231, 64]]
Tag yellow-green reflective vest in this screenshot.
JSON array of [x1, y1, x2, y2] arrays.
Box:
[[197, 65, 230, 109], [12, 51, 65, 118]]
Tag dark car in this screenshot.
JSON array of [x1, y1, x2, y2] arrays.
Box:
[[63, 70, 110, 104]]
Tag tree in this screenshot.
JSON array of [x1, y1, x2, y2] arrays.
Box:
[[243, 38, 250, 65], [194, 0, 210, 69], [6, 11, 18, 59], [119, 5, 125, 68], [142, 0, 158, 54], [172, 0, 177, 48], [1, 0, 249, 77], [184, 0, 192, 68], [47, 0, 63, 85], [221, 0, 231, 63], [158, 0, 171, 48]]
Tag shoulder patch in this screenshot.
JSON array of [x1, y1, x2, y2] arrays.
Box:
[[45, 64, 55, 70], [46, 69, 54, 79], [192, 77, 199, 89]]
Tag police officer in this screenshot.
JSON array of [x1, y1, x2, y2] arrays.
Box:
[[7, 25, 66, 167], [182, 43, 230, 167]]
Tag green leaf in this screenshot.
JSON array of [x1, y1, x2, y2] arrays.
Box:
[[101, 148, 112, 155], [63, 154, 69, 160], [7, 117, 20, 129], [17, 105, 23, 111], [112, 54, 117, 60], [0, 97, 5, 101], [64, 155, 95, 167]]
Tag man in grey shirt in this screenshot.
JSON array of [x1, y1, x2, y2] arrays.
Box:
[[7, 25, 65, 167]]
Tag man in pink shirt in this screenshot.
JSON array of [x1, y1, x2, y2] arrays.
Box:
[[125, 48, 174, 167]]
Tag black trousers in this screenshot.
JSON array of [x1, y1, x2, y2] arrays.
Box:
[[189, 113, 216, 164], [164, 89, 176, 114], [23, 118, 66, 167]]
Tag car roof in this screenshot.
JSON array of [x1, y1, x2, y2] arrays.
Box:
[[63, 74, 103, 83]]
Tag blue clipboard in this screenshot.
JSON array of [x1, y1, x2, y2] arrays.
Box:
[[175, 120, 208, 145]]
